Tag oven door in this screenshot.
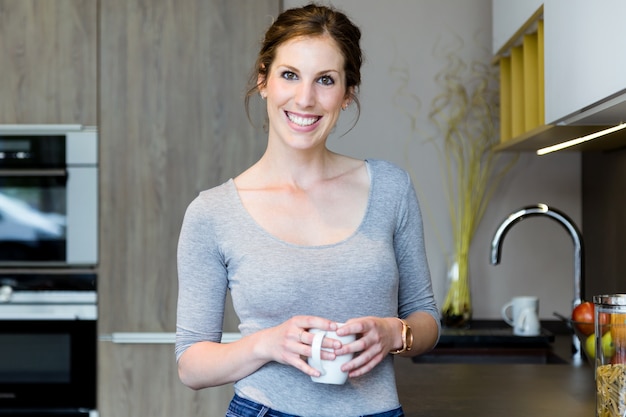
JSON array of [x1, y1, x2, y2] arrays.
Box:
[[0, 317, 96, 410], [0, 172, 68, 263], [0, 167, 97, 266]]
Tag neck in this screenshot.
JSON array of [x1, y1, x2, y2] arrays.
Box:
[[257, 148, 340, 190]]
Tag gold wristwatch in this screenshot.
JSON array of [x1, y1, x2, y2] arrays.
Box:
[[390, 318, 413, 354]]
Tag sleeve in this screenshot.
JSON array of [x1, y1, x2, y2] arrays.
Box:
[[175, 194, 229, 361], [393, 172, 441, 330]]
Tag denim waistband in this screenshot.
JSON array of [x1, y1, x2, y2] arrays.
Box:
[[226, 394, 404, 417]]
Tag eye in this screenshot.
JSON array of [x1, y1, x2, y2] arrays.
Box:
[[318, 75, 335, 86], [281, 71, 298, 81]]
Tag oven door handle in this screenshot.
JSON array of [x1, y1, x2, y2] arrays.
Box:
[[0, 304, 97, 320], [0, 169, 67, 176], [0, 124, 83, 133]]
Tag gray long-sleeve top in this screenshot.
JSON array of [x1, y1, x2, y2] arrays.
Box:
[[176, 159, 440, 417]]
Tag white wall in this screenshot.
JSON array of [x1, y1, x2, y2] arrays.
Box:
[[492, 0, 543, 53], [284, 0, 581, 320]]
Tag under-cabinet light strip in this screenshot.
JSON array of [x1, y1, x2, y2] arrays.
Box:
[[537, 123, 626, 155]]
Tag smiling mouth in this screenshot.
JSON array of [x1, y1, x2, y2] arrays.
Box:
[[286, 112, 320, 127]]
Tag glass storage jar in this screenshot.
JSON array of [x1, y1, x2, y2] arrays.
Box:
[[593, 294, 626, 417]]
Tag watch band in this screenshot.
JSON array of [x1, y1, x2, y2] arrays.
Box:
[[390, 318, 413, 354]]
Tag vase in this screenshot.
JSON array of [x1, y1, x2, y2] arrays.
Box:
[[441, 251, 473, 328]]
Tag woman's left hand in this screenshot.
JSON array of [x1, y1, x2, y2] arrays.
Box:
[[332, 316, 399, 378]]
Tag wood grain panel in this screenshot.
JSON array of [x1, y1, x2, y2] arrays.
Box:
[[98, 1, 278, 415], [98, 0, 277, 333], [0, 0, 97, 124], [98, 342, 234, 416]]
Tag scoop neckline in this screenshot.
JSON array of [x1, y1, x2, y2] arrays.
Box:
[[229, 160, 373, 249]]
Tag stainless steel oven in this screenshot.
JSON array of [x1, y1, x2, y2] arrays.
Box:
[[0, 272, 97, 416], [0, 125, 97, 267]]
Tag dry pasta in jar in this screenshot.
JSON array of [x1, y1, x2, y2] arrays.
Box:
[[595, 294, 626, 417], [596, 363, 626, 417]]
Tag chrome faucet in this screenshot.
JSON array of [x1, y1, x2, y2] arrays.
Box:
[[490, 203, 584, 364]]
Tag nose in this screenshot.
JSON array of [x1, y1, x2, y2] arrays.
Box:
[[295, 82, 315, 108]]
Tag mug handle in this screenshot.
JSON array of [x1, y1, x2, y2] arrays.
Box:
[[310, 331, 326, 376], [501, 301, 515, 326]]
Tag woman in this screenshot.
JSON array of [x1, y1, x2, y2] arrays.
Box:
[[176, 3, 440, 416]]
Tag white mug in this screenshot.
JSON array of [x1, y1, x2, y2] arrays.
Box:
[[501, 296, 540, 336], [514, 307, 541, 336], [308, 323, 356, 385]]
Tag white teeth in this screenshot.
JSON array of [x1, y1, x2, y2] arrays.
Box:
[[287, 112, 319, 126]]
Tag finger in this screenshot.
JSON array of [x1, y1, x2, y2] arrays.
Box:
[[291, 316, 337, 330], [293, 315, 337, 329], [287, 353, 323, 377], [293, 330, 337, 362], [345, 351, 385, 378], [335, 320, 362, 336], [290, 347, 334, 377], [298, 329, 343, 351], [296, 329, 311, 346], [301, 360, 324, 377], [333, 336, 366, 356]]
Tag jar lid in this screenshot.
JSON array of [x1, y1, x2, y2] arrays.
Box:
[[593, 294, 626, 306]]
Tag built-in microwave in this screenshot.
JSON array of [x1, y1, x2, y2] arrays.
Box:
[[0, 125, 97, 267]]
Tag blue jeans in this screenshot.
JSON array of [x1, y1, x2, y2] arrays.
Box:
[[225, 394, 405, 417]]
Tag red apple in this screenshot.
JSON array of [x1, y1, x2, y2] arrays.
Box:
[[572, 301, 595, 335]]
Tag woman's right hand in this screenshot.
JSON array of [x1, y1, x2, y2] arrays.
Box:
[[258, 316, 340, 377], [178, 316, 340, 389]]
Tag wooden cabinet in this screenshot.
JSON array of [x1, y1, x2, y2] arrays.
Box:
[[98, 342, 235, 416], [98, 0, 277, 333], [0, 0, 97, 125], [97, 1, 280, 415], [492, 0, 626, 152], [0, 0, 280, 414]]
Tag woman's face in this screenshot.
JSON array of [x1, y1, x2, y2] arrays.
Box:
[[260, 35, 351, 152]]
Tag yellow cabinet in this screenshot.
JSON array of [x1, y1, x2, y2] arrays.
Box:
[[492, 1, 626, 152]]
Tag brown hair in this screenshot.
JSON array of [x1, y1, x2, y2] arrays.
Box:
[[245, 3, 363, 125]]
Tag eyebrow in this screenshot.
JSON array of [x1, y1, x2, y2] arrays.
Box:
[[277, 64, 341, 76]]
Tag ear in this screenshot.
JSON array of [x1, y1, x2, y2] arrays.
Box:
[[257, 73, 267, 98], [343, 87, 355, 109]]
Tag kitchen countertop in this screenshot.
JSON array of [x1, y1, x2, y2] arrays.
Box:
[[395, 361, 595, 416], [394, 333, 596, 416]]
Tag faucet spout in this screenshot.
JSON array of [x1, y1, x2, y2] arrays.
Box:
[[490, 203, 584, 306], [490, 203, 585, 363]]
